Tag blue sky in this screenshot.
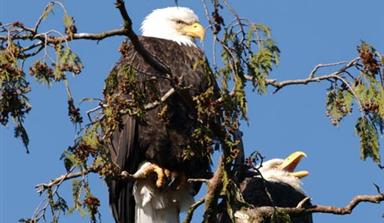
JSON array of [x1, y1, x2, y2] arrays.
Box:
[[1, 0, 383, 222]]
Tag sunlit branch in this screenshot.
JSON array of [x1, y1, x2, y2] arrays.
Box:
[[35, 167, 138, 194], [183, 197, 206, 223], [35, 167, 96, 193], [239, 193, 384, 221], [114, 0, 170, 74], [203, 156, 225, 222], [262, 57, 359, 92]]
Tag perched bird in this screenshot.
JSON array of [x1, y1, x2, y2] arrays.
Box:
[[239, 151, 313, 223], [104, 7, 219, 223]]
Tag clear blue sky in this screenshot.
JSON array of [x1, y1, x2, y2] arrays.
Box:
[[1, 0, 383, 222]]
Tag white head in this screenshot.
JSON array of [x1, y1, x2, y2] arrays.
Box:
[[141, 7, 205, 47], [257, 151, 309, 193]]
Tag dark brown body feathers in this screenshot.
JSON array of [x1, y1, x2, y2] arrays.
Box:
[[105, 37, 216, 223]]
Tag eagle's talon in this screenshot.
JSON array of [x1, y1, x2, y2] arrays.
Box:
[[152, 165, 166, 188], [167, 176, 177, 188], [134, 162, 188, 190]]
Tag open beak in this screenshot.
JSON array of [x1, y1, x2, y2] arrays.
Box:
[[280, 151, 309, 178], [181, 22, 205, 41]]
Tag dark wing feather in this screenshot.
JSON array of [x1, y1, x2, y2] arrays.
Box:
[[240, 177, 313, 223], [108, 115, 141, 223], [217, 176, 313, 223]]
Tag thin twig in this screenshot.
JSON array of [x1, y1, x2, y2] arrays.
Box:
[[35, 167, 139, 193], [35, 167, 96, 193], [188, 178, 210, 184], [33, 2, 54, 33], [144, 88, 175, 110], [263, 57, 359, 93], [183, 197, 205, 223], [0, 28, 127, 42], [309, 60, 350, 78], [86, 106, 102, 123]]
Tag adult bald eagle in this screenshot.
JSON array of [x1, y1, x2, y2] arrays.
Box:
[[218, 151, 313, 223], [105, 7, 218, 223]]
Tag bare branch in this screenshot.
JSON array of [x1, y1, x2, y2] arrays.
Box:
[[35, 167, 137, 193], [203, 156, 225, 222], [0, 27, 127, 43], [35, 167, 96, 193], [238, 193, 384, 222], [183, 197, 205, 223], [144, 88, 175, 110], [262, 57, 359, 92], [309, 60, 350, 78], [308, 194, 384, 215], [114, 0, 170, 74], [260, 57, 366, 116], [0, 0, 171, 78], [188, 178, 210, 184]]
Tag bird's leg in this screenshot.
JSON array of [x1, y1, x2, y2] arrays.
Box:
[[133, 162, 189, 190]]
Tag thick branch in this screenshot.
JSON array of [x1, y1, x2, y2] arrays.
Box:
[[238, 193, 384, 222], [115, 0, 170, 74], [203, 156, 225, 222]]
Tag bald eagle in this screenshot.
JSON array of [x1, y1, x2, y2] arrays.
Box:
[[105, 7, 218, 223], [218, 151, 312, 223], [240, 151, 313, 223]]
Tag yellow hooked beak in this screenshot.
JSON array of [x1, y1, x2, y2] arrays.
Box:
[[181, 22, 205, 41], [280, 151, 309, 178]]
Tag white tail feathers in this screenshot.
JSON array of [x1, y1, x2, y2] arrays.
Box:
[[133, 162, 194, 223]]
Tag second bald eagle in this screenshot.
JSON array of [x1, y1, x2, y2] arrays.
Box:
[[240, 151, 313, 223]]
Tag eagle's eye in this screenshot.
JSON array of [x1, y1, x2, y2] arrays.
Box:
[[175, 20, 186, 25]]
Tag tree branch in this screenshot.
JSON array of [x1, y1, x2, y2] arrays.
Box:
[[114, 0, 170, 74], [0, 28, 127, 43], [35, 167, 95, 193], [183, 197, 206, 223], [237, 193, 384, 222], [35, 166, 137, 193], [203, 156, 225, 222], [1, 0, 172, 76], [262, 57, 359, 92], [144, 88, 175, 110], [213, 58, 360, 106]]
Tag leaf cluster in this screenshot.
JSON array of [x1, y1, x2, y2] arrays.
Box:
[[102, 61, 149, 139], [353, 42, 383, 163], [0, 38, 31, 151], [198, 4, 280, 220], [324, 42, 383, 163], [0, 2, 84, 150]]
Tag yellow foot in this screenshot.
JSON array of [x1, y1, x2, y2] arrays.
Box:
[[133, 162, 187, 189], [133, 162, 170, 188]]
